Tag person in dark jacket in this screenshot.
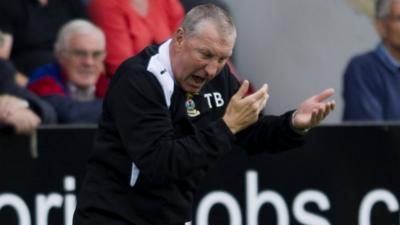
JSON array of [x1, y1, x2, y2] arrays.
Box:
[[73, 4, 336, 225], [0, 59, 56, 134], [28, 19, 108, 124], [0, 0, 87, 77], [343, 0, 400, 121]]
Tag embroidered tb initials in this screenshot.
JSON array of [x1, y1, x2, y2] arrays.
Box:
[[204, 92, 224, 109]]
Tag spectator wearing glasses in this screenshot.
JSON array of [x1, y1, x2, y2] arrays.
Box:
[[28, 19, 108, 124]]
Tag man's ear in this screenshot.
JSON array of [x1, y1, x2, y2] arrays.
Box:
[[375, 19, 387, 39], [55, 50, 68, 68], [174, 28, 185, 47]]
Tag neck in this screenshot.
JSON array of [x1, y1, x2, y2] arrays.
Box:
[[68, 82, 96, 101]]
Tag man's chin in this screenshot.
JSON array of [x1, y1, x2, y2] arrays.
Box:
[[74, 81, 96, 88], [184, 84, 203, 94]]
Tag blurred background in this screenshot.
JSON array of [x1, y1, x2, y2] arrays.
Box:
[[229, 0, 377, 123]]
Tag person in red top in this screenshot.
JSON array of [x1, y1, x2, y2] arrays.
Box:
[[89, 0, 185, 76]]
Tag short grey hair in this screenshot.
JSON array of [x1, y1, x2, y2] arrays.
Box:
[[375, 0, 400, 20], [54, 19, 105, 52], [182, 4, 236, 40]]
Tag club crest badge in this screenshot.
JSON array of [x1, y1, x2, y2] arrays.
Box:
[[185, 93, 200, 117]]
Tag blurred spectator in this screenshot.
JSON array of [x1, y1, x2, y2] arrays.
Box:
[[0, 0, 87, 78], [343, 0, 400, 121], [88, 0, 184, 76], [0, 59, 56, 135], [28, 20, 108, 124]]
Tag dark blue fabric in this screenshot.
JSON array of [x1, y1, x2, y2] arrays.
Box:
[[343, 44, 400, 121], [42, 95, 102, 124], [29, 62, 69, 95], [30, 62, 102, 124], [0, 59, 57, 125]]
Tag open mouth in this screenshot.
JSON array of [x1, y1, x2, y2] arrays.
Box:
[[192, 75, 205, 84]]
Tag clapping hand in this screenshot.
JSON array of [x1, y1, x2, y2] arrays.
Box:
[[292, 88, 336, 130]]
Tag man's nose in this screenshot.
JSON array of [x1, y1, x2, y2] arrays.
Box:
[[82, 54, 95, 65], [204, 60, 219, 77]]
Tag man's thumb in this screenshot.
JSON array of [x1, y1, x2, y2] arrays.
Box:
[[235, 80, 250, 98]]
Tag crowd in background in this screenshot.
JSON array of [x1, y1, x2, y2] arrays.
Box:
[[342, 0, 400, 121], [1, 0, 399, 135], [0, 0, 230, 134]]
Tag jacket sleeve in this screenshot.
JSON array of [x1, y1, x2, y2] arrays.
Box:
[[224, 69, 304, 154], [342, 57, 383, 121], [105, 67, 236, 185], [42, 95, 102, 124], [236, 111, 304, 154], [18, 89, 57, 124], [0, 59, 57, 124]]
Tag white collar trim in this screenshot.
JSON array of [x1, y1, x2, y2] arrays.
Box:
[[146, 39, 175, 108]]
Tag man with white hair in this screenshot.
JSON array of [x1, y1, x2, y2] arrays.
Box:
[[74, 4, 335, 225], [343, 0, 400, 121], [28, 19, 108, 123]]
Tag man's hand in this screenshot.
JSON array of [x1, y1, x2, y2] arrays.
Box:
[[223, 80, 269, 134], [0, 95, 41, 135], [292, 88, 336, 130], [0, 94, 29, 118], [4, 108, 41, 135]]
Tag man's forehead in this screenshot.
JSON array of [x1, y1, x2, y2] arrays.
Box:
[[191, 35, 234, 54], [196, 45, 233, 58], [68, 33, 105, 49]]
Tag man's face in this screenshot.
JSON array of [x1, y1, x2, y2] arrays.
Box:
[[58, 33, 105, 89], [172, 22, 235, 93], [381, 2, 400, 52]]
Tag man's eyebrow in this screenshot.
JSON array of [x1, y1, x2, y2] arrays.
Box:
[[197, 47, 231, 58], [196, 47, 212, 53]]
